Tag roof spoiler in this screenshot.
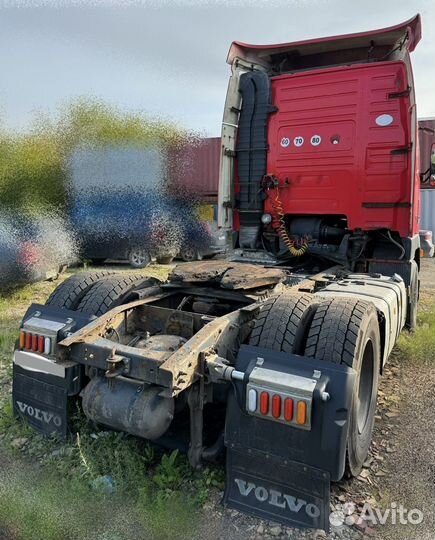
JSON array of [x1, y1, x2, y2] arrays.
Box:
[[227, 14, 421, 65]]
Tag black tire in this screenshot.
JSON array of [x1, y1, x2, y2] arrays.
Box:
[[304, 297, 380, 477], [405, 260, 419, 331], [45, 270, 116, 311], [76, 273, 156, 316], [249, 291, 318, 354], [179, 246, 202, 262]]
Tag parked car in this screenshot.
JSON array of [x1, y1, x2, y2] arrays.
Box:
[[71, 191, 224, 267], [0, 215, 77, 287], [178, 221, 227, 261], [419, 230, 434, 257]]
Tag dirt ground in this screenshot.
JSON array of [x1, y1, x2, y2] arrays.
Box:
[[0, 259, 434, 540]]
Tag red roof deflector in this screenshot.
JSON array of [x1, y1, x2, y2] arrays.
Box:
[[227, 14, 421, 65]]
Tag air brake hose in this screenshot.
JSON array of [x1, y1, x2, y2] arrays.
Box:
[[269, 185, 308, 257]]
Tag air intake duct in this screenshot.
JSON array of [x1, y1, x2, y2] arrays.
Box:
[[237, 71, 275, 249]]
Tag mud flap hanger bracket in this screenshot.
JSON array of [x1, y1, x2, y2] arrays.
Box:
[[205, 354, 331, 403]]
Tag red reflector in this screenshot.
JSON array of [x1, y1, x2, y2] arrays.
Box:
[[25, 333, 32, 350], [284, 398, 294, 421], [260, 392, 269, 415], [32, 334, 38, 351], [272, 394, 281, 418], [20, 331, 26, 349], [38, 335, 45, 353]]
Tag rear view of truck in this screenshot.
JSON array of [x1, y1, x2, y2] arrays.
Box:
[[12, 15, 423, 532]]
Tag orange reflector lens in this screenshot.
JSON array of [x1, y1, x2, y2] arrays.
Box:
[[19, 331, 26, 349], [272, 394, 281, 418], [296, 401, 307, 425], [38, 335, 45, 353], [32, 334, 38, 351], [284, 398, 294, 421], [259, 392, 269, 415], [25, 333, 32, 350]]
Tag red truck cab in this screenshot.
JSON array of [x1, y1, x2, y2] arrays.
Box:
[[219, 14, 422, 327]]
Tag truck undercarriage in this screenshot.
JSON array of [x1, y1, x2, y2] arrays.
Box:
[[13, 261, 406, 530]]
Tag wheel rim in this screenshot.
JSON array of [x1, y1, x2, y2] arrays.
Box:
[[182, 247, 196, 261], [130, 250, 148, 266], [356, 339, 374, 434]]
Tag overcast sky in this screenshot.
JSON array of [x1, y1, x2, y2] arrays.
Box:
[[0, 0, 433, 136]]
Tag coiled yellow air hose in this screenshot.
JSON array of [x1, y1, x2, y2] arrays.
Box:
[[271, 187, 308, 257]]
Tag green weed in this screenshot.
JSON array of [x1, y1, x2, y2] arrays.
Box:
[[397, 307, 435, 364], [152, 450, 189, 493]]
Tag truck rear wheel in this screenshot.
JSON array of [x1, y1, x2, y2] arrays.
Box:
[[249, 291, 318, 354], [45, 270, 116, 311], [75, 273, 157, 316], [304, 298, 380, 477]]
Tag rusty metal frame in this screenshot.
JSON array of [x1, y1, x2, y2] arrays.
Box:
[[59, 292, 175, 349], [58, 288, 260, 397], [58, 265, 341, 397]]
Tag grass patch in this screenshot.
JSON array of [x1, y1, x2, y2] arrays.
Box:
[[0, 427, 218, 540], [397, 306, 435, 365], [0, 465, 200, 540], [0, 325, 18, 371]]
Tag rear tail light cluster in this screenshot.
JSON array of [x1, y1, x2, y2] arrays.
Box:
[[247, 388, 309, 427], [20, 330, 52, 355], [18, 315, 67, 357], [246, 366, 316, 430]]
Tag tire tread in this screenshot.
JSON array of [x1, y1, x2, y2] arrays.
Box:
[[304, 297, 373, 368], [45, 270, 116, 310], [249, 292, 317, 354], [76, 273, 154, 316]]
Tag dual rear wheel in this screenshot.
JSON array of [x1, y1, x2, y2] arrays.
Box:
[[249, 291, 380, 478], [46, 271, 157, 315]]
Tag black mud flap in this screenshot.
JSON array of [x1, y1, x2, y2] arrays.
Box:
[[225, 447, 330, 531], [12, 362, 81, 437], [223, 345, 356, 532]]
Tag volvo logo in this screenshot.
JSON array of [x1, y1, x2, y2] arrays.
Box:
[[234, 478, 320, 518], [16, 401, 62, 427]]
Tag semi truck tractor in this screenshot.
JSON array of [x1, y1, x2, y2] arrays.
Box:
[[12, 15, 423, 531]]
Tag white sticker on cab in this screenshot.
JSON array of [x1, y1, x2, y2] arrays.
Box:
[[375, 114, 394, 126]]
